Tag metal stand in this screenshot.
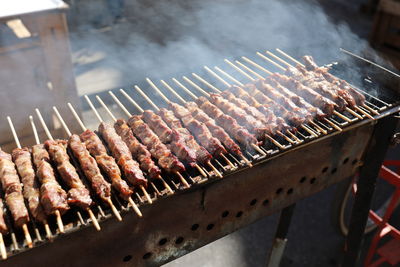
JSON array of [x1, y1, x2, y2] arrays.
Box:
[[343, 116, 398, 266], [266, 204, 296, 267]]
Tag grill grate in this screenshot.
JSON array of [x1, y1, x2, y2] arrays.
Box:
[[0, 49, 397, 261]]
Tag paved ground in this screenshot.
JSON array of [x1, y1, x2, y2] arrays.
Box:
[[67, 0, 400, 266]]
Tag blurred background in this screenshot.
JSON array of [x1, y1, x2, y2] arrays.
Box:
[[0, 0, 399, 266]]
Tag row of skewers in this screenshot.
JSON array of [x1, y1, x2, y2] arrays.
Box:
[[0, 50, 382, 260]]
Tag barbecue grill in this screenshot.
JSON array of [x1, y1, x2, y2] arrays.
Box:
[[0, 49, 398, 267]]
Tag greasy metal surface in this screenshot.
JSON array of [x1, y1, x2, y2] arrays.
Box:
[[0, 122, 374, 267]]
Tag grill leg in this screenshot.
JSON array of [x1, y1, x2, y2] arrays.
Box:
[[266, 203, 296, 267], [343, 116, 398, 266]]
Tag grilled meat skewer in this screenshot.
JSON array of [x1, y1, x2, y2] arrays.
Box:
[[142, 110, 197, 166], [12, 148, 47, 222], [0, 149, 30, 227], [219, 90, 280, 134], [208, 93, 270, 140], [241, 83, 307, 126], [184, 102, 243, 156], [45, 140, 93, 209], [229, 86, 293, 131], [166, 104, 226, 158], [302, 55, 365, 106], [114, 119, 161, 179], [0, 199, 8, 234], [98, 122, 147, 188], [271, 73, 338, 115], [195, 96, 259, 149], [80, 129, 133, 200], [262, 78, 326, 119], [127, 115, 186, 173], [32, 145, 69, 215], [68, 134, 112, 202], [158, 108, 213, 164]]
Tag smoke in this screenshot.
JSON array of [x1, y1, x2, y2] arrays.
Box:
[[72, 0, 374, 100]]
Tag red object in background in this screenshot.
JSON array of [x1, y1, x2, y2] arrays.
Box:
[[364, 160, 400, 267]]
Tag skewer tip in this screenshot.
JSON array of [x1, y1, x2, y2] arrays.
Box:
[[140, 185, 153, 204], [128, 198, 143, 218], [87, 208, 101, 231], [22, 224, 33, 248], [107, 199, 122, 221]]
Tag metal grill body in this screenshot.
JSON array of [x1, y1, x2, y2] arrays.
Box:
[[1, 118, 396, 266], [0, 54, 399, 266]]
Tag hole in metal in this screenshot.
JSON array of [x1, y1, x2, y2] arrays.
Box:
[[343, 157, 349, 164], [143, 253, 152, 260], [175, 237, 184, 244], [123, 255, 132, 262], [300, 176, 307, 183], [310, 178, 316, 184], [221, 211, 229, 218], [159, 238, 167, 246], [191, 224, 199, 231], [276, 188, 283, 195], [250, 199, 257, 206], [331, 168, 337, 174], [322, 167, 328, 173], [236, 211, 243, 218], [206, 224, 214, 230], [287, 188, 293, 195], [263, 199, 269, 206]]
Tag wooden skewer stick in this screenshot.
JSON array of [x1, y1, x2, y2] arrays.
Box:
[[242, 56, 273, 75], [362, 104, 379, 115], [22, 224, 33, 248], [301, 125, 319, 138], [164, 79, 253, 167], [355, 106, 375, 120], [53, 106, 122, 222], [96, 95, 172, 197], [175, 76, 268, 156], [146, 78, 223, 178], [333, 111, 352, 122], [0, 232, 6, 259], [235, 60, 266, 80], [29, 116, 65, 233], [85, 95, 153, 205], [324, 118, 342, 132], [275, 48, 305, 67], [68, 103, 147, 212], [345, 107, 363, 120], [7, 116, 53, 240], [35, 108, 101, 231], [257, 52, 287, 71], [286, 130, 302, 143], [266, 51, 294, 68], [106, 91, 191, 189], [214, 66, 244, 86], [224, 59, 256, 81], [134, 84, 210, 178], [309, 120, 328, 135]]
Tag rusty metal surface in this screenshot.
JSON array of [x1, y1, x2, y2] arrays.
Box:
[[0, 121, 375, 267]]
